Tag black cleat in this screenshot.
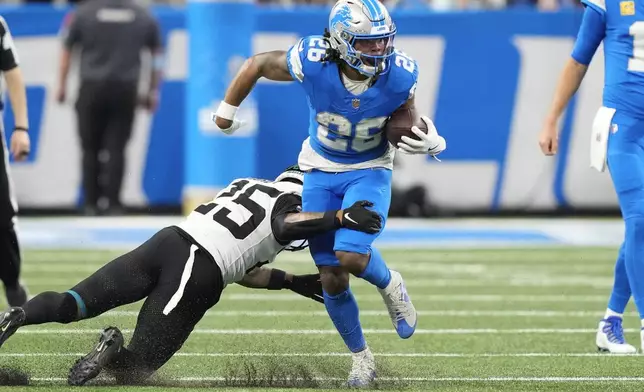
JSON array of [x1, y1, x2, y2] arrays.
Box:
[[5, 284, 28, 307], [68, 327, 124, 386], [0, 307, 26, 348]]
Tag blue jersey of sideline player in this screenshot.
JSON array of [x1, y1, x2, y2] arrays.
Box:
[[540, 0, 644, 355], [212, 0, 446, 386]]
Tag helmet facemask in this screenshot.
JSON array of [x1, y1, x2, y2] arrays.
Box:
[[346, 33, 395, 76], [327, 1, 397, 77]]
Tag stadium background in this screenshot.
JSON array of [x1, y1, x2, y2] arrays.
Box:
[[1, 4, 618, 216], [1, 3, 640, 390]]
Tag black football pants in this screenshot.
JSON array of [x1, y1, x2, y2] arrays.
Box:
[[0, 119, 21, 291], [76, 80, 137, 209], [21, 227, 224, 383]]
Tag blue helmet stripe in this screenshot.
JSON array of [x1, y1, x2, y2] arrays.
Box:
[[361, 0, 385, 27], [361, 0, 377, 21], [371, 0, 386, 26]]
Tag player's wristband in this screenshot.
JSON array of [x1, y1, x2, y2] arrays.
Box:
[[328, 210, 342, 228], [267, 269, 286, 290], [13, 126, 27, 133], [215, 101, 238, 121]]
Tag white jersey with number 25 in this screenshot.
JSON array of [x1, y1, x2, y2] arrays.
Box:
[[177, 178, 301, 286]]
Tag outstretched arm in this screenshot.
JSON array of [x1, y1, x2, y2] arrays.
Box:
[[270, 194, 382, 245], [234, 193, 381, 303], [237, 266, 323, 304], [214, 51, 293, 130]]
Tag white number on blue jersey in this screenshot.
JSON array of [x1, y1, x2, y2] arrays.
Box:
[[304, 37, 329, 62], [354, 117, 389, 152], [628, 22, 644, 72], [394, 50, 415, 73], [316, 113, 388, 153]]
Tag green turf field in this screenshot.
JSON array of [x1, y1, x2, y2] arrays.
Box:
[[2, 247, 644, 391]]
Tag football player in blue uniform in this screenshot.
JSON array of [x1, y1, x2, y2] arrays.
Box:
[[540, 0, 644, 354], [214, 0, 446, 385]]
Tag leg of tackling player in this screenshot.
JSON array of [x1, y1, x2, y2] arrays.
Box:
[[69, 247, 224, 386], [0, 227, 222, 385], [0, 228, 326, 385]]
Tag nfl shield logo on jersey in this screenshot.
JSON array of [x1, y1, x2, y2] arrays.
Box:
[[352, 98, 360, 109]]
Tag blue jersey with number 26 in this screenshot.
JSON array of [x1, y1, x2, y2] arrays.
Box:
[[579, 0, 644, 118], [286, 35, 419, 164]]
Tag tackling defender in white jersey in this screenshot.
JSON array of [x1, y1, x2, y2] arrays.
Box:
[[0, 166, 381, 386]]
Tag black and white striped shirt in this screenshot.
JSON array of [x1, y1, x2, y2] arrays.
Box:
[[0, 16, 18, 73], [0, 16, 19, 111]]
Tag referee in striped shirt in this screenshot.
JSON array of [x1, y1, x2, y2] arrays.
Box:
[[0, 16, 31, 307]]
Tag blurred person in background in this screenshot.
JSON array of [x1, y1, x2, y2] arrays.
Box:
[[57, 0, 162, 216], [0, 17, 31, 307]]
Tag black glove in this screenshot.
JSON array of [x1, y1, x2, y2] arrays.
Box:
[[285, 273, 323, 304], [338, 200, 382, 234]]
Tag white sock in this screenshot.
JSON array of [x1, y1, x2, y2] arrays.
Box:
[[605, 308, 623, 320]]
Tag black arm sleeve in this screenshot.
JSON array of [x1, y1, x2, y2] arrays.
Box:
[[270, 193, 341, 245]]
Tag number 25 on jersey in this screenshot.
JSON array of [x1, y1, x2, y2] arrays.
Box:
[[194, 180, 282, 240]]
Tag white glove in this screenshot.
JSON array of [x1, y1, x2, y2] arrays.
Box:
[[211, 101, 246, 135], [396, 115, 446, 157], [211, 113, 246, 135]]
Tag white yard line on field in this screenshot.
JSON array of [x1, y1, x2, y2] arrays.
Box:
[[222, 294, 612, 302], [18, 294, 613, 304], [28, 376, 644, 383], [13, 328, 633, 335], [2, 352, 642, 358], [94, 309, 631, 318]]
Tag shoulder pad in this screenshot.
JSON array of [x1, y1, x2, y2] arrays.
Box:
[[388, 49, 420, 97], [273, 180, 303, 196], [287, 35, 328, 82], [581, 0, 605, 14]]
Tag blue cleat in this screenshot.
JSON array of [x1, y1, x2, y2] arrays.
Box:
[[378, 270, 417, 339]]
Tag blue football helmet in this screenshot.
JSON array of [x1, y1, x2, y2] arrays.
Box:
[[327, 0, 397, 76]]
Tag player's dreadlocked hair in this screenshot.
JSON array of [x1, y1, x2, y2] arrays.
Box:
[[321, 28, 342, 64]]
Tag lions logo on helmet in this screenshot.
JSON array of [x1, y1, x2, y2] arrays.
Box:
[[327, 0, 397, 77], [330, 4, 353, 31]]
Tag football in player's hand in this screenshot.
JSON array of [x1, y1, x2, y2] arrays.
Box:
[[384, 106, 429, 146]]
